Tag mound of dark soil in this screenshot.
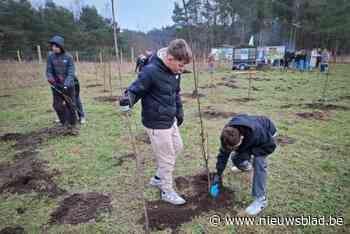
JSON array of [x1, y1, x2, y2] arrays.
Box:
[[216, 82, 239, 89], [0, 156, 65, 197], [251, 77, 270, 81], [281, 102, 350, 111], [276, 135, 297, 146], [182, 91, 206, 99], [0, 94, 11, 98], [114, 153, 135, 167], [139, 172, 236, 233], [200, 107, 237, 119], [0, 127, 75, 150], [296, 111, 330, 120], [227, 98, 256, 103], [199, 84, 217, 89], [252, 86, 261, 91], [0, 133, 23, 142], [50, 192, 112, 225], [304, 102, 350, 111], [94, 96, 121, 103], [0, 226, 26, 234], [86, 84, 103, 88]]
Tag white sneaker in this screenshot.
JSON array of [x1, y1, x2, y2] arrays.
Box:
[[161, 191, 186, 205], [54, 118, 60, 123], [231, 162, 252, 173], [245, 197, 267, 216], [80, 117, 86, 124], [149, 176, 161, 189]]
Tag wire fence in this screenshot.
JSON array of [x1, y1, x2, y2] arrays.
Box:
[[2, 47, 350, 65]]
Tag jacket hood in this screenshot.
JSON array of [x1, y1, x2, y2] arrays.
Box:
[[154, 48, 176, 74], [49, 35, 64, 49], [228, 114, 255, 131]]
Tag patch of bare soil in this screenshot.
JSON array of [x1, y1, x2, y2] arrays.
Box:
[[93, 96, 121, 103], [276, 135, 297, 146], [113, 153, 136, 167], [200, 107, 237, 119], [0, 156, 65, 197], [0, 94, 11, 98], [304, 102, 350, 111], [252, 86, 261, 91], [216, 82, 240, 89], [221, 77, 237, 82], [227, 98, 256, 103], [337, 95, 350, 101], [0, 126, 76, 150], [181, 91, 206, 99], [199, 84, 217, 89], [281, 102, 350, 111], [0, 226, 26, 234], [139, 172, 237, 233], [86, 84, 103, 88], [296, 111, 330, 120], [251, 77, 270, 81], [49, 192, 112, 225]]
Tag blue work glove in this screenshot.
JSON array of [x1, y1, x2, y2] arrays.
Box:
[[210, 174, 222, 198]]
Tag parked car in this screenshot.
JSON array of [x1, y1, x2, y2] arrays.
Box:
[[232, 47, 257, 70]]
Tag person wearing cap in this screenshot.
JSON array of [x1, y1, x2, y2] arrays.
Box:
[[211, 114, 277, 215], [46, 35, 83, 131]]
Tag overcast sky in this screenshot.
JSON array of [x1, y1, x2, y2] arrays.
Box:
[[31, 0, 179, 32]]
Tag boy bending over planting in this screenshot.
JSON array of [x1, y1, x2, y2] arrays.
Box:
[[211, 114, 277, 215]]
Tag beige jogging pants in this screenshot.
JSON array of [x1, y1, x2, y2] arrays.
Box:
[[145, 121, 183, 193]]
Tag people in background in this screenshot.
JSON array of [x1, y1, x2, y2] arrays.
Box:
[[207, 54, 215, 74], [320, 49, 330, 73], [310, 48, 318, 69]]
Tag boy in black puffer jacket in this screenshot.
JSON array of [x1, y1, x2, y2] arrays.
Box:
[[212, 114, 277, 215], [120, 39, 192, 205]]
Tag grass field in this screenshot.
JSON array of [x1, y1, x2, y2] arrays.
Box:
[[0, 62, 349, 234]]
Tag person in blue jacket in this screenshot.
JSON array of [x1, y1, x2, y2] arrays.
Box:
[[211, 114, 277, 215], [46, 35, 80, 131]]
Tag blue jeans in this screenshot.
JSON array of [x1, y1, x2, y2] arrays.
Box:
[[232, 156, 267, 198], [320, 63, 329, 73], [74, 82, 85, 119]]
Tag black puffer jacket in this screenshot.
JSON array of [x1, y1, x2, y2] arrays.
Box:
[[216, 114, 277, 176], [127, 54, 183, 129]]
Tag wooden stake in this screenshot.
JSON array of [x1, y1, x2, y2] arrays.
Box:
[[131, 47, 135, 63], [99, 51, 103, 64], [103, 55, 107, 92], [37, 45, 42, 64], [109, 59, 112, 97], [95, 55, 98, 85], [75, 51, 80, 63], [248, 72, 252, 100], [17, 50, 22, 63], [111, 0, 123, 94], [321, 66, 330, 101]]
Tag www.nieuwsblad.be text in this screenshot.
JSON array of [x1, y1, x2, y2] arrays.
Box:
[[209, 214, 345, 227]]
